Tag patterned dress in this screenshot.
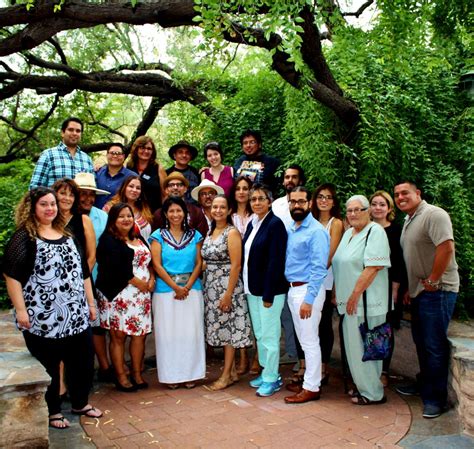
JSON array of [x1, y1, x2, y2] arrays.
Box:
[[202, 226, 251, 348], [99, 240, 152, 336]]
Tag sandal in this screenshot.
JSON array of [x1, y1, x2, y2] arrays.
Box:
[[71, 406, 103, 418], [166, 383, 179, 390], [289, 373, 304, 385], [49, 415, 70, 429], [351, 394, 387, 406], [209, 376, 233, 391], [184, 382, 196, 389]]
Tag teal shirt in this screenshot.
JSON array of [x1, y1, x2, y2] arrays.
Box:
[[332, 222, 391, 317], [149, 229, 203, 293]]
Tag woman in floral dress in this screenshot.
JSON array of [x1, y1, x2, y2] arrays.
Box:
[[96, 203, 154, 392], [203, 195, 251, 390]]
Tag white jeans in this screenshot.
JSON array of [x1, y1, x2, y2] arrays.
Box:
[[287, 284, 325, 392]]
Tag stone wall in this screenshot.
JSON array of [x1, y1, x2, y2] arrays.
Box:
[[0, 313, 50, 448]]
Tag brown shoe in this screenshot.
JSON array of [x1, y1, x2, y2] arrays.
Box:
[[286, 382, 303, 393], [284, 388, 321, 404]]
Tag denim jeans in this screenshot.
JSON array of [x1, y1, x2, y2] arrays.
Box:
[[411, 290, 457, 407]]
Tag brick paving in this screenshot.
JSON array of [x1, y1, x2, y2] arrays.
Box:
[[79, 357, 411, 448]]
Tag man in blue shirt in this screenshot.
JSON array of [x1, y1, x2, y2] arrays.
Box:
[[30, 117, 94, 189], [284, 186, 330, 404], [94, 143, 137, 209]]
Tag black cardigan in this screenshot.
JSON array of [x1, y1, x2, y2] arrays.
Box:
[[95, 233, 148, 301]]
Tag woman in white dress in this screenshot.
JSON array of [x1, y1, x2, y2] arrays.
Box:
[[150, 197, 205, 389]]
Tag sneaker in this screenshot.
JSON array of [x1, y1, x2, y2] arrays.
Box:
[[423, 404, 443, 419], [249, 375, 263, 388], [396, 384, 420, 396], [256, 378, 283, 397], [250, 374, 282, 389]]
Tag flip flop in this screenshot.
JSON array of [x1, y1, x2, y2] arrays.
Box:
[[352, 394, 387, 405], [49, 416, 70, 429], [71, 406, 103, 418]]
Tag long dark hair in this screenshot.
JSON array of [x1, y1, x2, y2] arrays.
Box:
[[108, 175, 152, 223], [160, 196, 190, 231], [52, 178, 80, 215], [106, 203, 137, 241], [229, 176, 253, 215], [209, 194, 233, 234], [15, 187, 67, 238], [311, 183, 342, 220]]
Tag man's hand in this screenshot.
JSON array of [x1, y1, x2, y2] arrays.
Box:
[[299, 302, 312, 319]]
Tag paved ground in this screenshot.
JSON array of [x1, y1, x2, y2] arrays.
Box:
[[53, 356, 414, 449]]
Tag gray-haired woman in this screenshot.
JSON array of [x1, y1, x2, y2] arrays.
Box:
[[332, 195, 391, 405]]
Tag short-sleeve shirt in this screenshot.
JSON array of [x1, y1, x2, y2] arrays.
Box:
[[400, 200, 459, 297], [149, 229, 203, 293], [332, 222, 391, 317], [29, 143, 94, 189]]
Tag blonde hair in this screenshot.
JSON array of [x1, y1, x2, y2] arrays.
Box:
[[369, 190, 396, 222], [15, 188, 68, 238]]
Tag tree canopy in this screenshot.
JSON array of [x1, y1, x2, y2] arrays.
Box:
[[0, 0, 472, 313]]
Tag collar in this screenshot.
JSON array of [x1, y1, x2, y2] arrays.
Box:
[[290, 211, 313, 231], [58, 142, 81, 153]]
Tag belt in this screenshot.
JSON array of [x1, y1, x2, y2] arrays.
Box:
[[289, 281, 308, 287]]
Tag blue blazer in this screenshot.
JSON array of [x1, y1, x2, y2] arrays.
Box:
[[243, 210, 288, 303]]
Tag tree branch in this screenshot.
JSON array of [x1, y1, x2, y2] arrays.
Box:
[[343, 0, 375, 18]]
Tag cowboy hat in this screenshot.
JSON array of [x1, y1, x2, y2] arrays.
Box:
[[168, 140, 198, 160], [74, 172, 110, 195], [191, 179, 224, 201]]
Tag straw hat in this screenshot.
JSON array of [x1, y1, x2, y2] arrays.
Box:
[[74, 172, 110, 195], [163, 171, 190, 189], [191, 179, 224, 201]]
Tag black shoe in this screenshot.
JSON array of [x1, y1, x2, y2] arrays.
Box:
[[131, 377, 149, 390], [114, 379, 138, 392], [396, 383, 420, 396]]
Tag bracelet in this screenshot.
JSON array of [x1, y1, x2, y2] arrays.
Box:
[[425, 279, 440, 288]]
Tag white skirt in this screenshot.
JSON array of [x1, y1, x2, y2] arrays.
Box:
[[152, 290, 206, 384]]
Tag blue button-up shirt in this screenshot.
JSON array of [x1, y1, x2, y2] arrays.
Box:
[[29, 142, 94, 189], [285, 213, 330, 305], [94, 165, 137, 209]]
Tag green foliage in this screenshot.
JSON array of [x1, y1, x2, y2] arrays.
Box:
[[0, 159, 34, 309]]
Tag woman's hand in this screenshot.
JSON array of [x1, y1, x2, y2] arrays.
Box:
[[89, 304, 97, 321], [263, 301, 272, 308], [147, 277, 155, 293], [16, 310, 31, 329], [174, 285, 189, 300], [346, 294, 359, 315], [135, 278, 149, 293], [218, 294, 232, 313]]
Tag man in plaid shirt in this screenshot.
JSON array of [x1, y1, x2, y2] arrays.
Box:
[[29, 117, 94, 189]]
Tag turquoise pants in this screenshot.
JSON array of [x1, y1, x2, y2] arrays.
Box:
[[247, 293, 286, 383]]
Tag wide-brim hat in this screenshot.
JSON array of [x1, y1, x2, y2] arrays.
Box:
[[168, 140, 198, 160], [191, 179, 224, 201], [163, 171, 190, 189], [74, 172, 110, 195]]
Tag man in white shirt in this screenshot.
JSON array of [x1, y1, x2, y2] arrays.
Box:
[[272, 165, 306, 365]]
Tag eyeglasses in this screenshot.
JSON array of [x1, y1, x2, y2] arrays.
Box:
[[108, 151, 124, 157], [168, 182, 184, 188], [316, 194, 333, 201], [288, 199, 308, 207], [346, 207, 368, 215], [199, 191, 216, 197], [250, 196, 269, 203], [138, 146, 153, 151]]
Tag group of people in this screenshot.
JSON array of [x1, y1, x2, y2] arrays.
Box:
[[3, 117, 459, 429]]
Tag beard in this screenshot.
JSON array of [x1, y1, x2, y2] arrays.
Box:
[[290, 208, 311, 222], [285, 183, 296, 193]]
